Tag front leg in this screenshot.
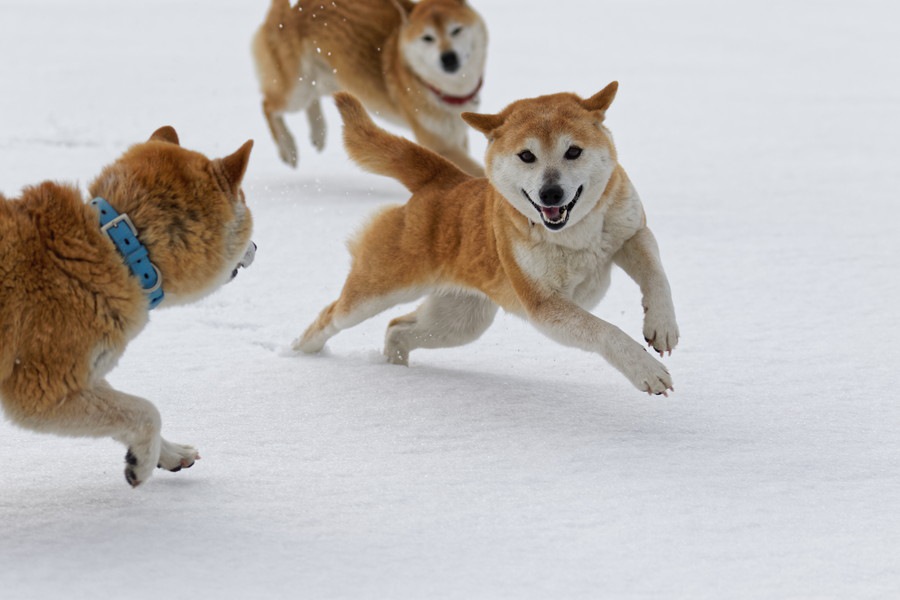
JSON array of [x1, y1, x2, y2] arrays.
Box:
[[527, 295, 673, 395], [499, 233, 673, 395], [11, 381, 161, 486], [158, 439, 200, 473], [614, 226, 679, 356]]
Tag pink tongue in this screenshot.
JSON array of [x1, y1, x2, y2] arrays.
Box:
[[542, 206, 562, 221]]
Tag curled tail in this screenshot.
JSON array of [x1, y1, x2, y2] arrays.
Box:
[[333, 92, 468, 193]]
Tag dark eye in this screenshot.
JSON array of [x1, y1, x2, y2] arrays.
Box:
[[564, 146, 583, 160], [518, 150, 536, 164], [451, 26, 463, 36], [422, 34, 435, 43]]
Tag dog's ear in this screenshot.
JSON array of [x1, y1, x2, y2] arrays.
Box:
[[149, 126, 180, 146], [580, 81, 619, 117], [462, 112, 505, 138], [390, 0, 414, 24], [218, 140, 254, 190]]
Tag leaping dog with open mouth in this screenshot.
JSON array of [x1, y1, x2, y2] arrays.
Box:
[[295, 83, 681, 396]]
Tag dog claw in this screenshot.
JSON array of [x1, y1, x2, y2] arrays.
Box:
[[156, 443, 200, 472]]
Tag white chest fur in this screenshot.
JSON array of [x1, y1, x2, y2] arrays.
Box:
[[512, 189, 644, 310]]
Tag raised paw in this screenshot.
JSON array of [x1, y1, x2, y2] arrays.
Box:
[[157, 439, 200, 473], [124, 443, 159, 488], [622, 346, 675, 397], [643, 307, 680, 357], [277, 134, 298, 168], [310, 125, 327, 153]]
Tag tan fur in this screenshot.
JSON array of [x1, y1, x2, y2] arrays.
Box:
[[252, 0, 487, 175], [0, 128, 255, 486], [297, 88, 680, 395]]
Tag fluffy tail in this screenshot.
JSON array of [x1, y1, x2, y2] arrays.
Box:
[[333, 92, 467, 193]]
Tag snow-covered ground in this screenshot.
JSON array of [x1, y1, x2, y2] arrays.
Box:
[[2, 0, 899, 597]]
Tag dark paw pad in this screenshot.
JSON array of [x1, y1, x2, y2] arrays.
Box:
[[156, 459, 194, 473], [125, 467, 139, 487], [124, 449, 143, 487]]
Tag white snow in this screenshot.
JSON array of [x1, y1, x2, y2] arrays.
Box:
[[1, 0, 899, 598]]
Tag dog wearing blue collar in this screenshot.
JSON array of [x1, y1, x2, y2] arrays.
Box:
[[90, 196, 166, 309], [0, 126, 256, 487]]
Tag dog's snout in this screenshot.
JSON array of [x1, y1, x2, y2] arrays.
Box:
[[440, 51, 460, 73], [240, 241, 257, 269], [539, 184, 565, 206]]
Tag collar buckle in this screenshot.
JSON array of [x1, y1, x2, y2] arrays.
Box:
[[91, 197, 165, 310], [100, 212, 138, 238]]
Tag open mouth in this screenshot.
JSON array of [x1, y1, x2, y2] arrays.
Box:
[[522, 185, 583, 230], [230, 241, 257, 281]]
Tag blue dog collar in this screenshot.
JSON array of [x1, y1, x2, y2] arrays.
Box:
[[90, 197, 164, 309]]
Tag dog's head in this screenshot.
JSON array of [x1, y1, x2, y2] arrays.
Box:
[[88, 127, 256, 307], [463, 82, 620, 232], [398, 0, 487, 99]]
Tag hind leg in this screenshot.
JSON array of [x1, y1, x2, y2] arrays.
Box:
[[294, 284, 424, 355], [293, 251, 426, 355], [384, 290, 498, 365], [307, 97, 327, 152], [263, 97, 299, 168]]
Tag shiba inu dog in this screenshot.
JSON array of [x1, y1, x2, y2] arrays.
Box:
[[296, 84, 680, 395], [0, 127, 256, 486], [252, 0, 487, 176]]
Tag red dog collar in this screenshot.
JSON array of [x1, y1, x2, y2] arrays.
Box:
[[425, 77, 483, 106]]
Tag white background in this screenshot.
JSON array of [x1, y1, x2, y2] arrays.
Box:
[[1, 0, 898, 598]]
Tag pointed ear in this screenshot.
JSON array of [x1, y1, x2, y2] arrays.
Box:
[[149, 126, 180, 145], [462, 112, 506, 137], [390, 0, 413, 24], [220, 140, 254, 189], [581, 81, 618, 115]]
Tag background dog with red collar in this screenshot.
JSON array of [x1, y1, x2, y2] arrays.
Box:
[[252, 0, 488, 176]]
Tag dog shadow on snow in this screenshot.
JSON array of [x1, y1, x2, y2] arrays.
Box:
[[301, 348, 683, 443]]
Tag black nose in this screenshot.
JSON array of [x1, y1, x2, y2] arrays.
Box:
[[539, 184, 565, 206], [440, 51, 460, 73]]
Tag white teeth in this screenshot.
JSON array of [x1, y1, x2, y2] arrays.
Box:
[[546, 208, 567, 224]]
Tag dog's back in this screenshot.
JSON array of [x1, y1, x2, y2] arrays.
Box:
[[0, 195, 20, 383], [254, 0, 406, 113], [0, 183, 132, 408], [0, 190, 48, 387]]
